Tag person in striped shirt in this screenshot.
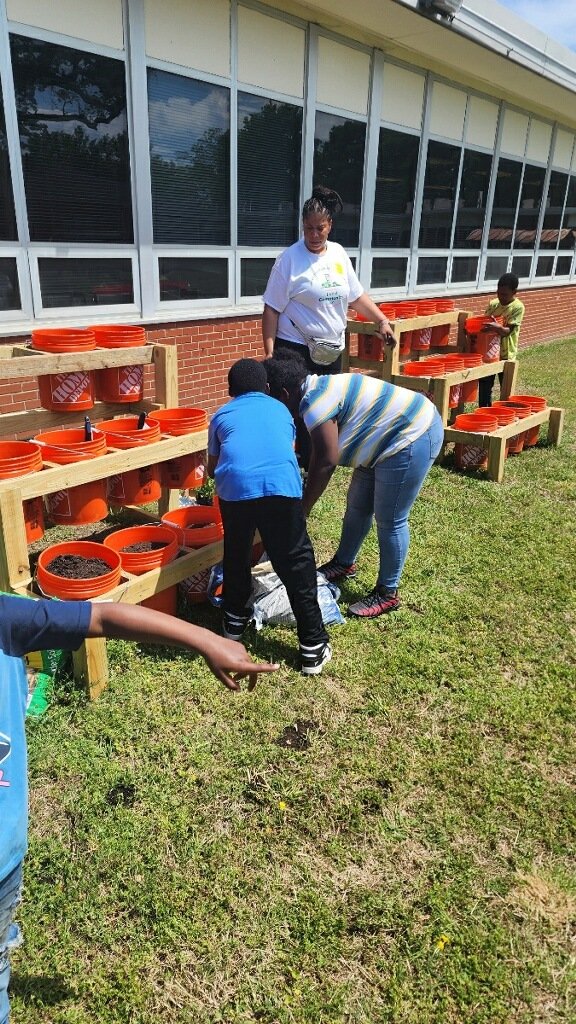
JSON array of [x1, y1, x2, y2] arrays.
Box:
[[264, 350, 444, 619]]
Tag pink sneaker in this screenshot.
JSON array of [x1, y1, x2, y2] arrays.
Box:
[[348, 588, 400, 618]]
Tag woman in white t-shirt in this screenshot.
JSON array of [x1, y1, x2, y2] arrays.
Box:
[[262, 186, 395, 374]]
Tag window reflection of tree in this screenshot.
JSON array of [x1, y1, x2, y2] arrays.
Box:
[[454, 150, 492, 249], [372, 128, 420, 248], [0, 83, 17, 241], [148, 70, 230, 245], [314, 115, 366, 247], [418, 140, 460, 249], [237, 96, 302, 246], [10, 35, 132, 243], [488, 157, 522, 249]]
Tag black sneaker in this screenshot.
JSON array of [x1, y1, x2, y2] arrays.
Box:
[[348, 588, 400, 619], [318, 558, 357, 583], [300, 641, 332, 676], [222, 610, 252, 641]]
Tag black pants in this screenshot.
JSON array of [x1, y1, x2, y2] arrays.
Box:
[[219, 496, 328, 648], [478, 371, 504, 408], [273, 338, 342, 470]]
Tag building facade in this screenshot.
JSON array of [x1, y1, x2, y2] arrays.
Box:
[[0, 0, 574, 412]]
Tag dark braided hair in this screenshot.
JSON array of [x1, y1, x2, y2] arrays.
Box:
[[302, 186, 343, 222], [263, 350, 309, 401]]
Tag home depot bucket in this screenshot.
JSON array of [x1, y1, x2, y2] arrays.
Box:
[[431, 298, 455, 347], [95, 416, 162, 506], [162, 505, 223, 603], [36, 541, 122, 600], [505, 395, 547, 446], [0, 441, 45, 542], [396, 302, 418, 355], [485, 404, 517, 456], [452, 412, 498, 471], [31, 328, 96, 412], [412, 300, 437, 352], [93, 325, 147, 403], [492, 401, 533, 454], [443, 354, 465, 408], [152, 407, 208, 489], [34, 428, 108, 525], [103, 524, 179, 615], [358, 302, 396, 357], [460, 353, 484, 404], [465, 317, 502, 363]]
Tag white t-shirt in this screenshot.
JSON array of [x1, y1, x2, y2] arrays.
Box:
[[263, 239, 363, 347]]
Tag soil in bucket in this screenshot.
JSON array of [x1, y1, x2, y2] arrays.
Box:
[[37, 541, 122, 600], [95, 416, 162, 506], [161, 505, 223, 547], [452, 412, 498, 471], [34, 427, 108, 525], [104, 524, 179, 615], [0, 440, 45, 543], [93, 325, 147, 403], [32, 328, 97, 412]]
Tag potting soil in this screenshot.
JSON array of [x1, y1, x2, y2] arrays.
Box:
[[46, 554, 112, 578], [121, 541, 168, 553]]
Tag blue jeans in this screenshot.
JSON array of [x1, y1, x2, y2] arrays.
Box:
[[335, 412, 444, 590], [0, 863, 23, 1024]]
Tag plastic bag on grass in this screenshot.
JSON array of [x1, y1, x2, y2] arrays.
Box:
[[251, 567, 344, 630]]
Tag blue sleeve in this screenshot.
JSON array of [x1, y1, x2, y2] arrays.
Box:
[[207, 412, 221, 458], [0, 595, 92, 657]]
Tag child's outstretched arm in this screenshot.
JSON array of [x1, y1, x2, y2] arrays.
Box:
[[87, 603, 278, 692]]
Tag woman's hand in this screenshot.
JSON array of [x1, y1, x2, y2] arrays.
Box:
[[349, 294, 396, 347]]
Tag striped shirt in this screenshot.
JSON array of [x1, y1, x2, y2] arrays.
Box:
[[300, 373, 435, 467]]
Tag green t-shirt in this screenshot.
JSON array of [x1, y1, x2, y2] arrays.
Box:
[[484, 297, 525, 361]]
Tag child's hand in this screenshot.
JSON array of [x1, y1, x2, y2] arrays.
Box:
[[200, 634, 279, 691]]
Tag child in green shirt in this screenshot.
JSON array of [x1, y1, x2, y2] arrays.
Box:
[[478, 273, 525, 407]]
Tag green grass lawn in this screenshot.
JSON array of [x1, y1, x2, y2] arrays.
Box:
[[14, 337, 576, 1023]]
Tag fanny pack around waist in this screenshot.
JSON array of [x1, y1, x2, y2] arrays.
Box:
[[290, 320, 345, 366]]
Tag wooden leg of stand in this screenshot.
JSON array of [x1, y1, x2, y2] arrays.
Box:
[[547, 407, 564, 446], [500, 360, 518, 399], [486, 434, 506, 483], [73, 638, 109, 701]]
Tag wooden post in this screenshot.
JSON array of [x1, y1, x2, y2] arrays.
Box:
[[153, 343, 179, 409], [0, 490, 32, 591], [547, 407, 564, 445], [500, 359, 518, 399], [72, 638, 109, 701], [486, 433, 507, 483], [342, 327, 351, 371]]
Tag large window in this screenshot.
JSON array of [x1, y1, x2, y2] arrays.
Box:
[[418, 140, 461, 248], [0, 84, 16, 240], [238, 95, 302, 246], [148, 69, 230, 244], [488, 157, 523, 249], [38, 258, 133, 308], [11, 35, 132, 243], [559, 176, 576, 250], [158, 257, 227, 301], [539, 171, 568, 249], [453, 150, 493, 249], [314, 112, 365, 247], [515, 164, 546, 248], [0, 258, 20, 309], [372, 128, 419, 248]]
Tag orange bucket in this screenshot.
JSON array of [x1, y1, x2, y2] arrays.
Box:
[[492, 401, 532, 454], [465, 317, 502, 363], [431, 298, 454, 347], [452, 412, 498, 471], [93, 325, 147, 404], [485, 404, 517, 457], [358, 334, 383, 360], [161, 504, 223, 547], [443, 354, 465, 408], [151, 407, 208, 489], [413, 300, 437, 352], [95, 416, 162, 506], [36, 540, 122, 600], [396, 301, 418, 355], [32, 328, 96, 412], [34, 427, 108, 525], [0, 440, 45, 542], [460, 353, 484, 403], [103, 524, 179, 615], [506, 395, 547, 446]]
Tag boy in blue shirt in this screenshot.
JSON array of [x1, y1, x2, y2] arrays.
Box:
[[0, 596, 277, 1024], [208, 358, 331, 675]]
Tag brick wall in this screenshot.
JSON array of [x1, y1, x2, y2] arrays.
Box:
[[0, 283, 574, 419]]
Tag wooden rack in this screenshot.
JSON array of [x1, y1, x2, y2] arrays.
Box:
[[0, 342, 224, 698], [343, 312, 563, 480]]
